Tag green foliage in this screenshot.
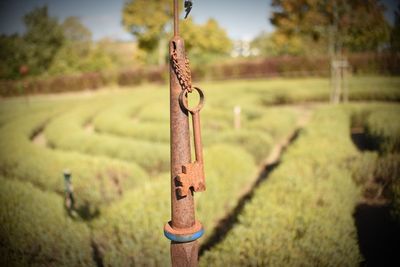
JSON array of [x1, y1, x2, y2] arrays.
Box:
[[391, 3, 400, 52], [204, 129, 273, 164], [201, 107, 362, 266], [48, 18, 117, 76], [44, 103, 170, 175], [62, 16, 92, 43], [245, 108, 298, 139], [92, 91, 171, 143], [270, 0, 390, 55], [47, 43, 90, 75], [181, 18, 232, 65], [122, 0, 172, 53], [383, 153, 400, 222], [0, 8, 120, 80], [122, 0, 232, 65], [1, 77, 398, 266], [364, 106, 400, 153], [252, 30, 327, 56], [0, 104, 148, 210], [23, 6, 65, 75], [351, 152, 378, 185], [0, 178, 94, 266], [92, 144, 257, 266], [0, 34, 27, 79]]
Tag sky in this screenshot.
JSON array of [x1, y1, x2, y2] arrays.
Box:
[[0, 0, 398, 42]]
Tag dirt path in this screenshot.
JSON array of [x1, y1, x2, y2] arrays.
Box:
[[84, 122, 95, 134], [31, 128, 47, 147], [265, 106, 312, 165]]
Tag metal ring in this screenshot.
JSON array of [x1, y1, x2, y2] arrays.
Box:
[[164, 228, 204, 243], [164, 220, 204, 243], [179, 87, 205, 114]]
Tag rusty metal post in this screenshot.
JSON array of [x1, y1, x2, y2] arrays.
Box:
[[164, 1, 203, 266]]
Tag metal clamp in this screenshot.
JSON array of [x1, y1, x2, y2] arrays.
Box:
[[164, 220, 204, 243]]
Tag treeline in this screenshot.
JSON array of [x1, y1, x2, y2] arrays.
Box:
[[0, 6, 128, 81], [1, 0, 400, 96], [252, 0, 399, 57], [1, 52, 399, 97], [0, 3, 232, 82]]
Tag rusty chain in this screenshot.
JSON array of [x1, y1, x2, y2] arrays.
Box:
[[171, 48, 193, 93]]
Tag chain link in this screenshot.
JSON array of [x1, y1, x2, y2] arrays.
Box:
[[171, 48, 193, 93]]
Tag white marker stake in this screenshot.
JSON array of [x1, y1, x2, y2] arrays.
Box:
[[234, 105, 241, 130]]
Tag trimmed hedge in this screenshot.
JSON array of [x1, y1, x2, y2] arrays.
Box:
[[92, 93, 171, 143], [44, 103, 170, 175], [1, 53, 398, 97], [0, 178, 94, 267], [200, 107, 362, 266], [92, 144, 257, 266], [0, 108, 148, 211], [364, 106, 400, 153]]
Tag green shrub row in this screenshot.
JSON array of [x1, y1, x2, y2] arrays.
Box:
[[0, 108, 148, 210], [192, 53, 400, 81], [44, 103, 170, 175], [92, 144, 257, 266], [355, 105, 400, 222], [203, 129, 273, 164], [0, 177, 94, 267], [90, 86, 298, 164], [364, 106, 400, 153], [1, 53, 399, 97], [200, 107, 362, 266], [92, 92, 171, 143]]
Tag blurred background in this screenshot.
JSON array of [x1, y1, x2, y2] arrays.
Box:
[[0, 1, 399, 267], [0, 0, 398, 93]]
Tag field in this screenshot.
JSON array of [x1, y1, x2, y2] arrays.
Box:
[[0, 76, 399, 266]]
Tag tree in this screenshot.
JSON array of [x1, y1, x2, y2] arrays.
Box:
[[23, 6, 65, 75], [62, 16, 92, 43], [122, 1, 231, 65], [391, 3, 400, 52], [48, 16, 93, 74], [0, 34, 27, 79], [180, 18, 232, 64], [251, 31, 312, 56], [122, 0, 173, 55], [270, 0, 390, 55], [48, 21, 117, 75]]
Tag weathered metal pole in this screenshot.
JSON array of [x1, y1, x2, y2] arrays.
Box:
[[164, 1, 203, 266]]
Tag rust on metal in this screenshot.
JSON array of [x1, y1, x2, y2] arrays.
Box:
[[177, 87, 206, 197], [171, 43, 193, 92], [165, 1, 206, 266]]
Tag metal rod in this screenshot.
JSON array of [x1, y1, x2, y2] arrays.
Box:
[[168, 0, 198, 265], [174, 0, 179, 36]]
